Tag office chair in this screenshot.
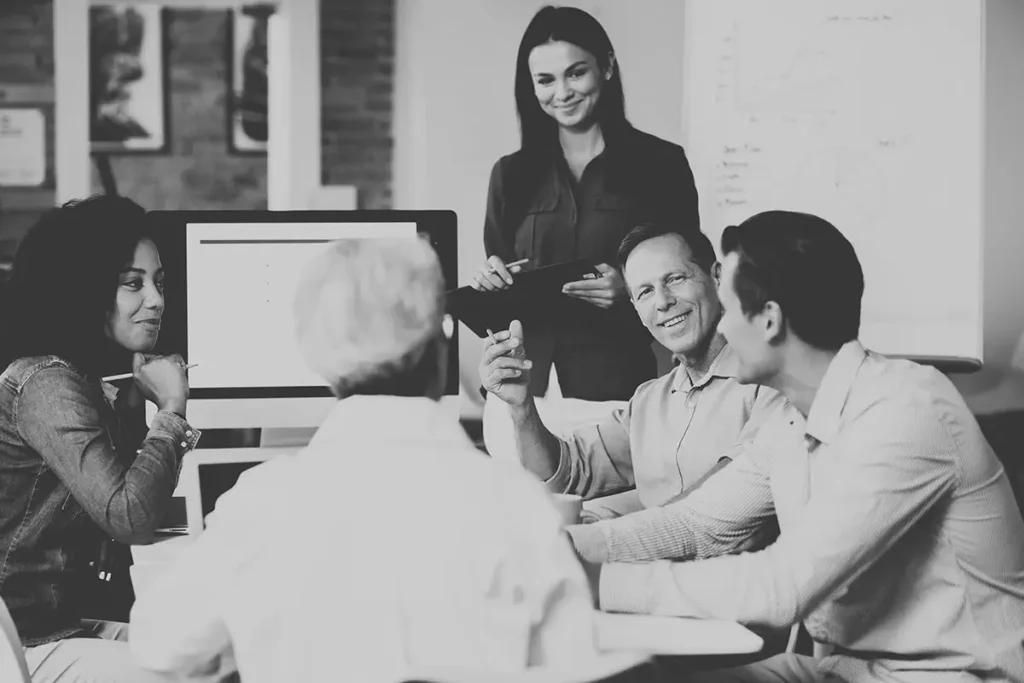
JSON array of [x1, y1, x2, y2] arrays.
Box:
[[0, 598, 31, 683]]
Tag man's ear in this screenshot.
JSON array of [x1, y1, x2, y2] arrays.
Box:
[[711, 261, 722, 286], [761, 301, 785, 344]]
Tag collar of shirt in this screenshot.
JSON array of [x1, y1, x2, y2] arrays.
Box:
[[670, 342, 739, 394], [308, 395, 474, 451], [804, 340, 869, 446]]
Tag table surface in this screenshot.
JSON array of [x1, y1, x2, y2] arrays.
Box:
[[132, 536, 763, 658]]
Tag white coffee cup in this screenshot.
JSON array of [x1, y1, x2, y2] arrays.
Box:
[[551, 493, 583, 526]]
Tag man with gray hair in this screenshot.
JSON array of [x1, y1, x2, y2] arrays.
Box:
[[128, 237, 616, 683]]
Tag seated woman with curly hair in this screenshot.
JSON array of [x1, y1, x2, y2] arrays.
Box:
[[0, 194, 200, 682]]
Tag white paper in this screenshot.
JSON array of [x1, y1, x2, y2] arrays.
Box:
[[0, 108, 46, 187]]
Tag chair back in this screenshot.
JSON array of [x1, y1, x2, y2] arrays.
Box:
[[0, 598, 30, 683]]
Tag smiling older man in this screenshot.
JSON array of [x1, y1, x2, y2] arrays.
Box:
[[480, 223, 787, 540]]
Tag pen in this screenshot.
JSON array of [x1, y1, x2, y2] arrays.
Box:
[[488, 258, 530, 273], [101, 363, 198, 383]]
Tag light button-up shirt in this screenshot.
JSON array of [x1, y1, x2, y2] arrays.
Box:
[[598, 341, 1024, 682], [129, 396, 604, 683], [549, 344, 786, 510]]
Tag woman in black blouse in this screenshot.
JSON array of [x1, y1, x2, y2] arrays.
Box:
[[472, 5, 700, 401]]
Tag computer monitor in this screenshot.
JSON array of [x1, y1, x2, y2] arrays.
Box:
[[146, 210, 459, 431]]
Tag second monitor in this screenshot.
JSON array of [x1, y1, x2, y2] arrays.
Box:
[[148, 210, 459, 431]]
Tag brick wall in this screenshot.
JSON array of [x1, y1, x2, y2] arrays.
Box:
[[95, 9, 268, 211], [0, 0, 54, 260], [0, 0, 396, 260], [321, 0, 393, 209]]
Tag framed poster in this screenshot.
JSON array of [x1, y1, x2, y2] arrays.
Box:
[[0, 108, 46, 187], [89, 3, 170, 153], [227, 7, 270, 154]]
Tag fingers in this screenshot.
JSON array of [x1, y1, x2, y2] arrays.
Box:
[[475, 268, 507, 290], [508, 319, 524, 341], [562, 269, 614, 293], [482, 333, 521, 364], [484, 356, 532, 385], [487, 256, 514, 286], [483, 328, 511, 348], [562, 278, 607, 293], [562, 287, 617, 303]]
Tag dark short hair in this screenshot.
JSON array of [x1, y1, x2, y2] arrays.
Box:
[[617, 223, 717, 275], [0, 194, 152, 376], [720, 211, 863, 351]]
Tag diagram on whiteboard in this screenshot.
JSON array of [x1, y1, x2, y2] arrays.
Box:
[[684, 0, 983, 360], [729, 17, 844, 119], [785, 148, 889, 229]]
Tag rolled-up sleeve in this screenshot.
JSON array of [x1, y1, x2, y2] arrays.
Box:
[[545, 404, 636, 500], [17, 366, 200, 544], [570, 440, 776, 565], [599, 396, 957, 631]]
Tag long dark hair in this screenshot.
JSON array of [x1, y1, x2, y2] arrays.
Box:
[[0, 194, 152, 377], [514, 5, 630, 156], [508, 6, 633, 210]]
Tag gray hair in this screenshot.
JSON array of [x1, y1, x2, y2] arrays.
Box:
[[294, 236, 445, 396]]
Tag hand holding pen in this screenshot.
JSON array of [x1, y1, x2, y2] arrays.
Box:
[[102, 360, 197, 383], [480, 320, 532, 406], [470, 255, 531, 291], [105, 354, 193, 416]]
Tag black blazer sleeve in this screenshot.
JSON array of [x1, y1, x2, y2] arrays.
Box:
[[483, 159, 515, 262]]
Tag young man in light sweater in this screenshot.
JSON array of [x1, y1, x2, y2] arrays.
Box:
[[579, 211, 1024, 682]]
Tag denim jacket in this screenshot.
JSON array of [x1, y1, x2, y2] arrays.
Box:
[[0, 356, 201, 646]]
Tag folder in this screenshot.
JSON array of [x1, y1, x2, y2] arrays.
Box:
[[447, 258, 600, 338]]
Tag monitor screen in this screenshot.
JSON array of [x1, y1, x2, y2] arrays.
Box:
[[197, 460, 264, 519], [146, 210, 459, 430]]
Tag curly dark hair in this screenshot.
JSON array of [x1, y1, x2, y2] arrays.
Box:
[[0, 194, 153, 376]]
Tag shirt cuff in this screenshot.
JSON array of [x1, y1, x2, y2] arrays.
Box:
[[148, 410, 202, 453], [543, 441, 573, 494], [565, 523, 610, 564], [599, 561, 662, 614]]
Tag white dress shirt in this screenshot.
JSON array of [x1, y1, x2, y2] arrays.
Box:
[[598, 342, 1024, 682], [128, 396, 603, 683]]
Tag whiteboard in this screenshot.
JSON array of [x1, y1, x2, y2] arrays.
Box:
[[682, 0, 983, 362]]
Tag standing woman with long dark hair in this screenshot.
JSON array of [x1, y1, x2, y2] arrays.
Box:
[[472, 5, 700, 401]]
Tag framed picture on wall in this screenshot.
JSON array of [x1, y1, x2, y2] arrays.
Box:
[[88, 4, 170, 154], [227, 7, 270, 154]]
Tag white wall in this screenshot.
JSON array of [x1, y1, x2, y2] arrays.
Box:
[[950, 0, 1024, 413], [394, 0, 1024, 417]]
